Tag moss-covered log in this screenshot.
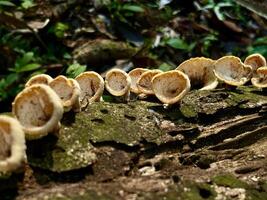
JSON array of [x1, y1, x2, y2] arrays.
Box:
[[2, 86, 267, 200]]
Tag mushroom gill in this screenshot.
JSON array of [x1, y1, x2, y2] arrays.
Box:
[[251, 66, 267, 88], [12, 84, 63, 140], [0, 115, 26, 172], [136, 69, 162, 95], [25, 74, 53, 87], [176, 57, 218, 90], [49, 75, 81, 112], [128, 68, 148, 94], [152, 70, 191, 105], [75, 71, 104, 104], [244, 53, 266, 74], [105, 69, 131, 99], [213, 56, 252, 86]]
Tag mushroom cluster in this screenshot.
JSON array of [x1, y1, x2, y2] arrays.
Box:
[[1, 53, 266, 173]]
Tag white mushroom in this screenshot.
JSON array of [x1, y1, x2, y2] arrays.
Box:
[[152, 70, 191, 105], [105, 69, 131, 101], [176, 57, 218, 90], [0, 115, 26, 173], [251, 66, 267, 88], [244, 53, 266, 74], [213, 56, 252, 86], [12, 84, 63, 140], [128, 68, 148, 94], [49, 75, 81, 112], [25, 74, 53, 87], [136, 69, 162, 95], [75, 71, 104, 105]]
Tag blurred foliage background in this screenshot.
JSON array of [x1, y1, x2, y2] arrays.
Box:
[[0, 0, 266, 111]]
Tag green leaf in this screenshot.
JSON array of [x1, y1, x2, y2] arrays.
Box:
[[166, 38, 189, 50], [0, 0, 15, 6], [16, 63, 40, 73], [122, 4, 144, 12], [15, 52, 34, 68], [21, 0, 35, 9], [66, 62, 87, 78], [158, 63, 173, 72]]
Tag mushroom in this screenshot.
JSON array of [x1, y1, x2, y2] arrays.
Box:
[[152, 70, 191, 105], [128, 68, 148, 94], [176, 57, 218, 90], [0, 115, 26, 173], [12, 84, 63, 140], [49, 75, 81, 112], [136, 69, 162, 95], [244, 53, 266, 74], [213, 56, 252, 86], [251, 66, 267, 88], [25, 74, 53, 87], [75, 71, 104, 105], [105, 69, 131, 101]]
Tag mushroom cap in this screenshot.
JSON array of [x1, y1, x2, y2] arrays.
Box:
[[0, 115, 26, 172], [176, 57, 218, 90], [152, 70, 191, 105], [136, 69, 162, 95], [75, 71, 104, 103], [244, 53, 266, 74], [128, 68, 148, 94], [213, 56, 252, 86], [105, 69, 131, 96], [25, 74, 53, 87], [251, 66, 267, 88], [12, 84, 63, 140], [49, 75, 81, 112]]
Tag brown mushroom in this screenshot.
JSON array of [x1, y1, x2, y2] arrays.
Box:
[[25, 74, 53, 87], [136, 69, 162, 95], [244, 53, 266, 74], [75, 71, 104, 104], [251, 66, 267, 88], [152, 70, 191, 105], [49, 75, 81, 112], [0, 115, 26, 172], [213, 56, 252, 86], [105, 69, 131, 101], [176, 57, 218, 90], [12, 84, 63, 140], [128, 68, 148, 94]]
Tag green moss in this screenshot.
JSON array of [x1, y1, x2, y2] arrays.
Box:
[[211, 174, 249, 189]]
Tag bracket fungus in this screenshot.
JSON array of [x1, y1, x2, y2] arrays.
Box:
[[136, 69, 162, 95], [25, 74, 53, 87], [213, 56, 252, 86], [251, 66, 267, 88], [152, 70, 190, 105], [0, 116, 26, 173], [75, 71, 104, 104], [128, 68, 148, 94], [244, 53, 266, 74], [49, 75, 81, 112], [176, 57, 218, 90], [12, 84, 63, 140], [105, 69, 131, 101]]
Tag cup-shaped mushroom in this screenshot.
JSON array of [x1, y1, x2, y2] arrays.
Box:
[[49, 75, 81, 112], [12, 84, 63, 140], [251, 66, 267, 88], [213, 56, 252, 86], [176, 57, 218, 90], [136, 69, 162, 95], [25, 74, 53, 87], [75, 71, 104, 104], [105, 69, 131, 99], [0, 116, 26, 173], [128, 68, 148, 94], [244, 53, 266, 74], [152, 70, 191, 105]]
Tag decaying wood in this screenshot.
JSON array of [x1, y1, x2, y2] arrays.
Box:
[[1, 86, 267, 200]]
